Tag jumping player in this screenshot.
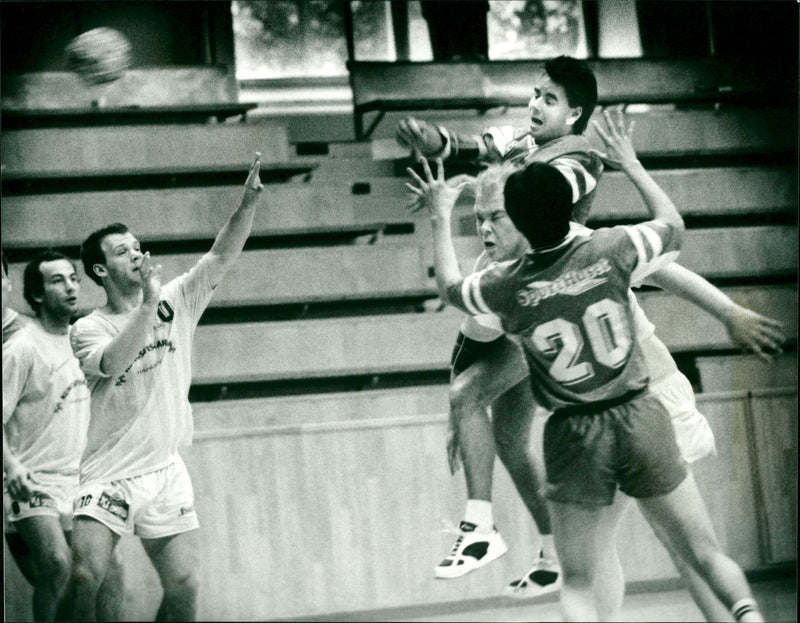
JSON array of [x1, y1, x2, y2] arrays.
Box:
[[401, 55, 603, 584], [3, 251, 123, 621], [57, 154, 265, 621], [407, 117, 765, 621]]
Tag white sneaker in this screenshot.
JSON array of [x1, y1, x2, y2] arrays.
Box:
[[504, 557, 562, 598], [435, 520, 508, 579]]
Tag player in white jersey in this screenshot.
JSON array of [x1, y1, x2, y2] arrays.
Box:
[[3, 251, 123, 621], [407, 115, 765, 621], [57, 154, 265, 621]]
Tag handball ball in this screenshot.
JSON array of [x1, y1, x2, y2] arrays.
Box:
[[65, 28, 132, 86]]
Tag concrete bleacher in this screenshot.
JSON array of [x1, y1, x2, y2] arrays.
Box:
[[2, 53, 797, 621]]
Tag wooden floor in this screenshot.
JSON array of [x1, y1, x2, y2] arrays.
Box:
[[291, 577, 796, 623]]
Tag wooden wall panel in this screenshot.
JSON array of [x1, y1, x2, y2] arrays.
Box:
[[747, 389, 798, 563], [696, 353, 798, 394]]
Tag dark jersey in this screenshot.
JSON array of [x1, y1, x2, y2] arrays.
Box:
[[460, 222, 680, 412]]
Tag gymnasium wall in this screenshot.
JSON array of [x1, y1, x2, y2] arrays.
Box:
[[2, 2, 797, 621]]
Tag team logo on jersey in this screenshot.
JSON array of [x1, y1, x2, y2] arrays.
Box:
[[157, 301, 175, 323], [98, 491, 129, 520], [517, 258, 612, 307], [28, 492, 57, 509]]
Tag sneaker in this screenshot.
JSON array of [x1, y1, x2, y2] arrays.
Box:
[[504, 557, 562, 598], [434, 520, 508, 579]]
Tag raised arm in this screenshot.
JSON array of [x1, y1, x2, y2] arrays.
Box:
[[406, 158, 471, 312], [647, 263, 786, 361], [201, 153, 265, 288], [592, 109, 684, 233], [97, 251, 163, 377], [397, 117, 506, 163]]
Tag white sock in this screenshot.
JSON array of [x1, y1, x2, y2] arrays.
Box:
[[540, 534, 558, 562], [464, 499, 493, 533]]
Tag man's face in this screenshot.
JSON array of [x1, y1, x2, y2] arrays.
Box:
[[527, 73, 581, 144], [474, 193, 529, 262], [37, 259, 80, 317], [98, 232, 143, 287]]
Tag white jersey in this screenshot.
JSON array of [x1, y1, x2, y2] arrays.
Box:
[[70, 259, 215, 485], [460, 253, 504, 342], [3, 319, 91, 485]]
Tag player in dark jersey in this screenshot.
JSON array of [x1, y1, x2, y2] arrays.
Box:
[[406, 115, 764, 621]]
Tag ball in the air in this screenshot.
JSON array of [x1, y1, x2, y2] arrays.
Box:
[[65, 28, 132, 86]]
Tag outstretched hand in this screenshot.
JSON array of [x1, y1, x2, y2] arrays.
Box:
[[590, 107, 639, 171], [396, 117, 445, 156], [243, 152, 264, 202], [727, 306, 786, 361], [405, 158, 469, 219]]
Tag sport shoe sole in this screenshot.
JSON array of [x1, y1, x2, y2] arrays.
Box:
[[435, 532, 508, 579], [504, 569, 562, 598]]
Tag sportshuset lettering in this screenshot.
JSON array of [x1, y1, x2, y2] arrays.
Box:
[[114, 338, 177, 386], [516, 258, 612, 307], [53, 378, 89, 414]]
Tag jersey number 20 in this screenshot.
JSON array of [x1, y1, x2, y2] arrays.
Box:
[[530, 298, 630, 384]]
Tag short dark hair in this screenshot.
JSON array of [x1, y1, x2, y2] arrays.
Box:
[[504, 162, 573, 249], [23, 250, 74, 315], [1, 250, 8, 277], [544, 56, 597, 134], [81, 223, 129, 285]]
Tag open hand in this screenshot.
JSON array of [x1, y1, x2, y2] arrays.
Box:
[[590, 107, 639, 171], [405, 158, 469, 219], [727, 306, 786, 361], [139, 252, 162, 304]]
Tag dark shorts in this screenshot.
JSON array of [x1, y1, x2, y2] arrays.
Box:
[[544, 390, 688, 506], [450, 331, 514, 378]]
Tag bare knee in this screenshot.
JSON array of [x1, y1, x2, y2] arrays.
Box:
[[449, 374, 480, 415], [161, 568, 199, 602], [37, 546, 72, 588]]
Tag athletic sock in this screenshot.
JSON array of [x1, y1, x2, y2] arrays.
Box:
[[731, 598, 764, 622], [540, 534, 558, 562], [464, 499, 494, 533]]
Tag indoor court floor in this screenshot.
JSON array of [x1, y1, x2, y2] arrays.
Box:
[[293, 576, 796, 622]]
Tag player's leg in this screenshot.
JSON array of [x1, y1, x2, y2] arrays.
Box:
[[141, 530, 200, 622], [435, 335, 522, 578], [492, 380, 562, 597], [647, 494, 734, 622], [5, 514, 72, 621], [57, 516, 120, 621], [137, 457, 201, 620], [648, 369, 731, 621], [543, 408, 620, 620], [590, 493, 632, 621], [549, 499, 618, 621], [95, 543, 125, 621], [637, 473, 764, 622]]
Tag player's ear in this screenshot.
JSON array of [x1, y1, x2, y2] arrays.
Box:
[[93, 264, 107, 281], [566, 106, 582, 127]]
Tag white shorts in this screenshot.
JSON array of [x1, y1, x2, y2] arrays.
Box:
[[4, 477, 77, 533], [650, 371, 717, 464], [73, 456, 199, 539]]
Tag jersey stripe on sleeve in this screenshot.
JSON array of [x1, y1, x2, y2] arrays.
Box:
[[552, 157, 598, 204]]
